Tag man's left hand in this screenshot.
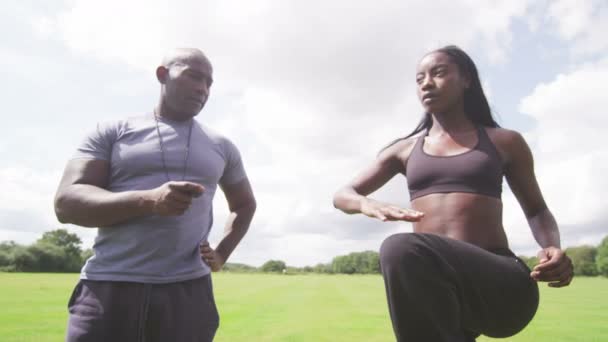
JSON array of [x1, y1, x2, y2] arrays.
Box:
[[200, 242, 225, 272]]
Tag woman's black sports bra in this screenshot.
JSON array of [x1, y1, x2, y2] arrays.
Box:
[[405, 126, 504, 200]]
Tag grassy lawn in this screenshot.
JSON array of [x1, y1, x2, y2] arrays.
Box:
[[0, 273, 606, 341]]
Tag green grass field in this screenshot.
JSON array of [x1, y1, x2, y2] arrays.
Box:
[[0, 273, 606, 341]]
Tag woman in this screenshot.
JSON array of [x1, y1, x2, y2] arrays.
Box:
[[333, 45, 573, 342]]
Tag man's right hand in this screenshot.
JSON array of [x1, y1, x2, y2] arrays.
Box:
[[147, 181, 205, 216], [360, 198, 424, 222]]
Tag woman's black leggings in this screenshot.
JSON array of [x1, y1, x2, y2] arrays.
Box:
[[379, 233, 539, 342]]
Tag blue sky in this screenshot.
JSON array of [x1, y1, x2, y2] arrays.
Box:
[[1, 0, 607, 266]]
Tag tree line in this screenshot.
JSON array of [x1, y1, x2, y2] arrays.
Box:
[[247, 250, 381, 275], [0, 229, 91, 272], [1, 230, 607, 277]]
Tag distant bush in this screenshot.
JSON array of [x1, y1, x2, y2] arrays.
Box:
[[223, 263, 258, 273], [260, 260, 287, 273], [597, 236, 608, 277], [566, 245, 598, 276], [332, 251, 380, 274], [0, 229, 86, 273]]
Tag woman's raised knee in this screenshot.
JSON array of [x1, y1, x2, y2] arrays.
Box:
[[379, 233, 425, 268]]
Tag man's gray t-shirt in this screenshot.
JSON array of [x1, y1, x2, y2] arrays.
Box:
[[73, 113, 246, 283]]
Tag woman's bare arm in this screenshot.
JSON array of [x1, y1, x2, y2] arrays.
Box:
[[502, 130, 573, 287], [333, 139, 424, 222]]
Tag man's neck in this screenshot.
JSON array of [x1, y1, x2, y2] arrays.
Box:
[[155, 102, 194, 122]]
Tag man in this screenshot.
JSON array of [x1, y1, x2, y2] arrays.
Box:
[[55, 48, 256, 341]]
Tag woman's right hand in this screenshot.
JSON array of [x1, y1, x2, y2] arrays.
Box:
[[360, 198, 424, 222]]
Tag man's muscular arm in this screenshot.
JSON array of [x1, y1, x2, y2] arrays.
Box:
[[54, 159, 204, 227]]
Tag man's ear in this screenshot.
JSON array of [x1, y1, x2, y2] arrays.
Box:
[[156, 66, 169, 83]]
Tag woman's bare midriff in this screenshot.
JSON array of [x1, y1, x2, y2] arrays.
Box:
[[410, 192, 509, 250]]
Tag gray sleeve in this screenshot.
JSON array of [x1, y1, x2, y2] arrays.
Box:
[[219, 138, 247, 186], [72, 121, 119, 161]]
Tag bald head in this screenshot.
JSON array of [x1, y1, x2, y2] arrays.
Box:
[[161, 48, 212, 70]]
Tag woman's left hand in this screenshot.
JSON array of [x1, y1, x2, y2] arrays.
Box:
[[530, 247, 573, 287], [200, 242, 225, 272]]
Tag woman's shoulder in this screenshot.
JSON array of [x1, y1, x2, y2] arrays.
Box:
[[484, 126, 531, 164], [378, 133, 424, 167], [381, 134, 423, 155], [484, 126, 527, 146]]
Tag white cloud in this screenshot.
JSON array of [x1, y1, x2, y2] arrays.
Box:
[[0, 166, 59, 222], [520, 59, 607, 145], [44, 0, 528, 90], [511, 58, 608, 253], [547, 0, 595, 40], [546, 0, 608, 56], [520, 60, 607, 158], [464, 0, 529, 63], [0, 166, 96, 246]]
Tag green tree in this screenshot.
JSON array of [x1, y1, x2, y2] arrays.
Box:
[[313, 263, 333, 274], [40, 229, 82, 257], [223, 263, 257, 273], [360, 251, 380, 273], [27, 242, 69, 272], [332, 251, 380, 274], [260, 260, 286, 273], [0, 250, 10, 266], [0, 251, 13, 271], [0, 241, 19, 271], [12, 246, 36, 272], [332, 255, 357, 274], [0, 241, 19, 253], [596, 236, 608, 277], [37, 229, 84, 272], [565, 245, 598, 276]]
